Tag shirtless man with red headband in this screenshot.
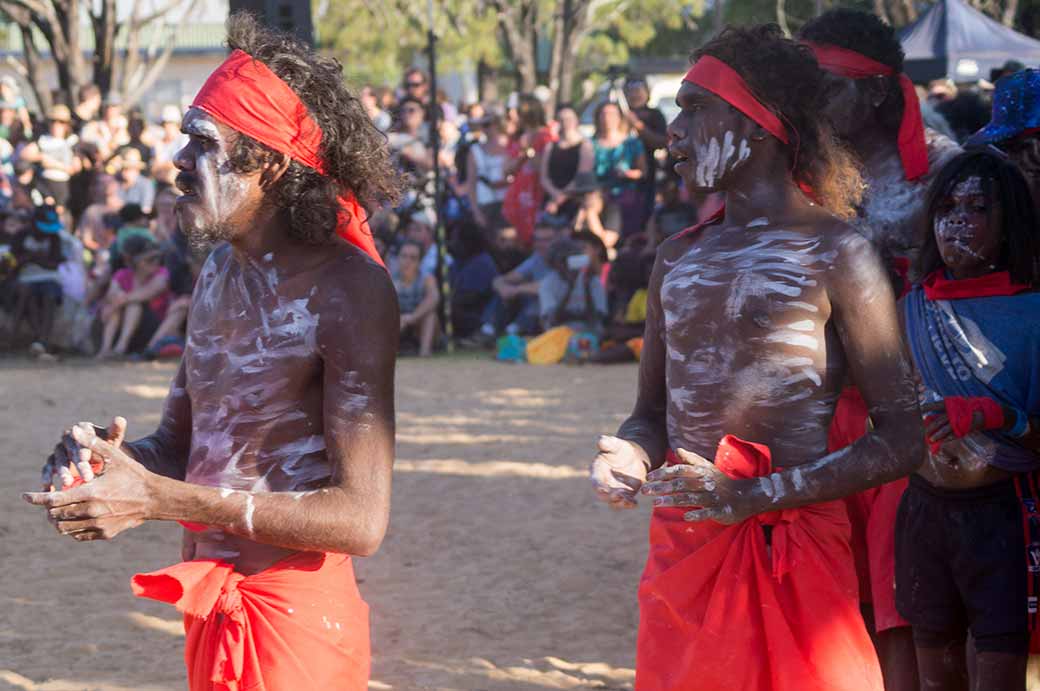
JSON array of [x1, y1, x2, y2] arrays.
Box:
[[798, 13, 960, 689], [589, 25, 923, 690], [23, 15, 399, 690]]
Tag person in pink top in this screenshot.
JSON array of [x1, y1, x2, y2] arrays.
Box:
[[96, 234, 171, 358]]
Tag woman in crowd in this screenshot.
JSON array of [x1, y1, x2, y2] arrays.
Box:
[[896, 149, 1040, 690], [504, 94, 556, 245], [388, 97, 434, 214], [583, 101, 647, 249], [19, 104, 80, 213], [95, 235, 170, 359], [465, 110, 511, 236], [540, 103, 595, 228], [394, 239, 440, 357]]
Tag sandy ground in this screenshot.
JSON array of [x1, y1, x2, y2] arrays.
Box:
[[0, 356, 648, 691]]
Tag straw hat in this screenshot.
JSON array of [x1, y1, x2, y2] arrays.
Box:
[[47, 104, 71, 123], [121, 148, 146, 170], [160, 104, 181, 124]]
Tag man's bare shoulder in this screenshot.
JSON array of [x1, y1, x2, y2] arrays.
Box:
[[655, 219, 720, 265], [311, 240, 398, 328]]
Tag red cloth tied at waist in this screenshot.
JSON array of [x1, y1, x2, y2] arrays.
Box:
[[636, 434, 882, 691], [941, 396, 1005, 439], [802, 41, 928, 182], [191, 49, 383, 268], [131, 551, 369, 691]]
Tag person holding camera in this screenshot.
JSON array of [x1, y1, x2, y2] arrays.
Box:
[[539, 234, 607, 332]]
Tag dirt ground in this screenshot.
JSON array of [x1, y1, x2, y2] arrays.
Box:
[[0, 356, 647, 691]]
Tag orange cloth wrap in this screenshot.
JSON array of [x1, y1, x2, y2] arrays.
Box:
[[636, 434, 883, 691], [132, 552, 369, 690]]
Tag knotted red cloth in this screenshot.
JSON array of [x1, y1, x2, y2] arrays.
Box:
[[636, 434, 883, 691], [192, 49, 383, 267], [802, 41, 928, 182], [922, 269, 1031, 300], [132, 551, 370, 690], [941, 396, 1005, 439], [683, 56, 790, 144]]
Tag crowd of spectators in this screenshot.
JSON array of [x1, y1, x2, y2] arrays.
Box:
[[370, 68, 692, 363], [0, 79, 194, 361]]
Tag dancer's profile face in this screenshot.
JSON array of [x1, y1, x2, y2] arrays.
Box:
[[667, 81, 755, 192], [172, 107, 265, 251], [816, 72, 878, 140]]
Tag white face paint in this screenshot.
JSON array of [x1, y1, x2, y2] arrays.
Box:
[[693, 129, 751, 189]]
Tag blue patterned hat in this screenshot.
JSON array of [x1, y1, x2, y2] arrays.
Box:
[[967, 68, 1040, 147]]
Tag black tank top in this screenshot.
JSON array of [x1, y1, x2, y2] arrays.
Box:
[[548, 141, 581, 190]]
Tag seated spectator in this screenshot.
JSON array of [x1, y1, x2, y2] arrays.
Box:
[[9, 206, 65, 358], [96, 235, 171, 359], [583, 101, 647, 248], [0, 208, 25, 312], [646, 177, 699, 244], [539, 235, 607, 332], [141, 221, 197, 360], [540, 103, 594, 227], [81, 98, 128, 160], [77, 174, 123, 252], [473, 224, 556, 342], [112, 203, 156, 267], [19, 104, 81, 212], [404, 213, 449, 278], [360, 86, 392, 132], [72, 84, 102, 133], [447, 219, 498, 340], [151, 185, 178, 243], [590, 250, 653, 364], [394, 240, 439, 357], [115, 148, 155, 213], [114, 114, 152, 168]]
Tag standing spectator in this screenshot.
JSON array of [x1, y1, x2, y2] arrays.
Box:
[[540, 103, 595, 225], [0, 76, 33, 140], [401, 67, 430, 105], [95, 235, 170, 358], [114, 114, 153, 169], [360, 86, 391, 132], [66, 141, 101, 230], [81, 97, 128, 160], [388, 97, 434, 213], [10, 158, 43, 210], [72, 84, 102, 134], [465, 109, 511, 235], [394, 239, 439, 357], [152, 105, 187, 166], [9, 205, 65, 357], [447, 219, 498, 340], [503, 94, 556, 245], [19, 104, 80, 211], [585, 101, 647, 248], [116, 148, 155, 213], [623, 76, 669, 217]]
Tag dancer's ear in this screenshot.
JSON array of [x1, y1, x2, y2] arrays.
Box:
[[749, 125, 770, 142]]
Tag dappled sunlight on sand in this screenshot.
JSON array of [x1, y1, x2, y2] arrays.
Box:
[[394, 458, 587, 478], [397, 656, 635, 689], [0, 670, 171, 691], [126, 612, 183, 637]]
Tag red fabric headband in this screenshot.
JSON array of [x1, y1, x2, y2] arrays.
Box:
[[683, 56, 790, 145], [802, 41, 929, 182], [192, 50, 384, 267]]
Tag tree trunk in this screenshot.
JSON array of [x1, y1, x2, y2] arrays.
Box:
[[17, 23, 51, 111], [546, 0, 566, 113], [776, 0, 791, 36], [494, 1, 537, 92], [714, 0, 726, 32], [1002, 0, 1019, 26], [873, 0, 891, 25], [91, 0, 118, 97]]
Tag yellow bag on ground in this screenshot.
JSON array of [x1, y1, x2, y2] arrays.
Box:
[[526, 325, 574, 365]]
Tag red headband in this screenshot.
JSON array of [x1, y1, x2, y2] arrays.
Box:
[[803, 41, 929, 182], [192, 50, 384, 267], [683, 56, 790, 145]]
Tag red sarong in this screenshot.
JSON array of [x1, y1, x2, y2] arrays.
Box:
[[828, 387, 909, 632], [132, 552, 369, 690], [636, 435, 882, 691]]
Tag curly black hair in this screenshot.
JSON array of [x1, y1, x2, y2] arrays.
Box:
[[917, 149, 1040, 286], [223, 12, 400, 245], [799, 9, 906, 136], [694, 24, 862, 219]]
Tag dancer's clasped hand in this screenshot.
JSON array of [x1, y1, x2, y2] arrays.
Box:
[[590, 435, 648, 509], [641, 449, 759, 525], [24, 421, 159, 541]]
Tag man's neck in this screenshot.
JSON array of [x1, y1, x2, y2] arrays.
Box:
[[722, 145, 814, 228], [847, 122, 901, 183], [230, 207, 299, 266]]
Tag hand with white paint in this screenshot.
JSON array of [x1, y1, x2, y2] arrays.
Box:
[[641, 449, 761, 525], [40, 416, 128, 491], [590, 435, 649, 509], [24, 422, 159, 541]]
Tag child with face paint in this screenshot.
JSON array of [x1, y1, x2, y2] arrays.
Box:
[[589, 25, 924, 691], [897, 149, 1040, 691], [23, 13, 399, 691]]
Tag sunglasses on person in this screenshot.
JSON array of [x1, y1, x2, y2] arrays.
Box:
[[405, 81, 425, 89], [402, 106, 423, 115]]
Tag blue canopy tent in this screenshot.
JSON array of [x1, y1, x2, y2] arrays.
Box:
[[899, 0, 1040, 82]]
